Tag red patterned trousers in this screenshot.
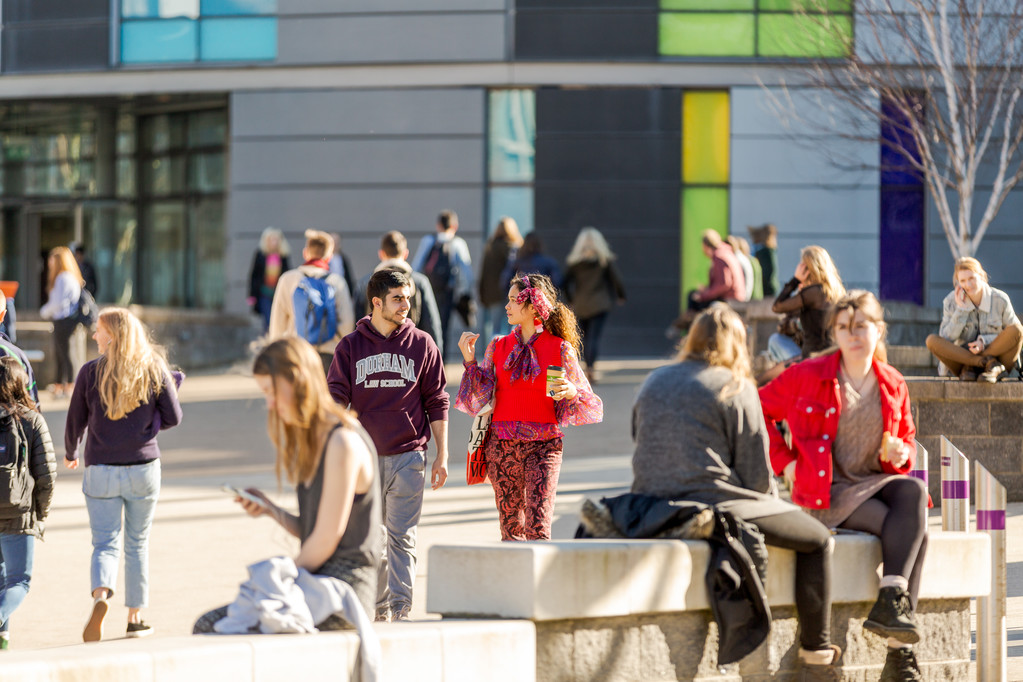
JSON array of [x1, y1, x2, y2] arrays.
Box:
[[484, 437, 564, 541]]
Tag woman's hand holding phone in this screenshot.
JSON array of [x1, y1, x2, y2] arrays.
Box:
[[223, 485, 272, 518]]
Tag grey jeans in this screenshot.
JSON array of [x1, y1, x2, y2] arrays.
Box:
[[376, 450, 425, 613]]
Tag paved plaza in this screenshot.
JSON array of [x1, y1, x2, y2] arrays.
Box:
[[5, 360, 1021, 679]]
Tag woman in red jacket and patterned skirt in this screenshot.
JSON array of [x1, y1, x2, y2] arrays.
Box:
[[456, 273, 603, 541], [759, 290, 927, 682]]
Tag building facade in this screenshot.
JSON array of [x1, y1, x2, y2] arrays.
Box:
[[1, 1, 1019, 356]]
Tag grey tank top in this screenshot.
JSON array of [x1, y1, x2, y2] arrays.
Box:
[[297, 422, 382, 570]]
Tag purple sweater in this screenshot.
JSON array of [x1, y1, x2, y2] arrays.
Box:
[[327, 317, 448, 456], [65, 359, 183, 465]]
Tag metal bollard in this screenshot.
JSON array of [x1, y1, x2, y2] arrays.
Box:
[[940, 436, 969, 531], [975, 461, 1007, 682], [910, 439, 928, 486]]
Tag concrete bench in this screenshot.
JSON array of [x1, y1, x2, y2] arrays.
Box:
[[0, 620, 536, 682], [427, 532, 990, 681]]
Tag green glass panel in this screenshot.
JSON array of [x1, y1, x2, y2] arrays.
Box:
[[661, 0, 752, 9], [758, 0, 852, 10], [488, 90, 535, 183], [681, 188, 729, 310], [660, 13, 755, 57], [758, 13, 852, 57]]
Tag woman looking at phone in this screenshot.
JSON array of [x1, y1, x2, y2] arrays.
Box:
[[193, 337, 381, 633], [759, 291, 928, 681], [925, 257, 1023, 382], [456, 273, 602, 541]]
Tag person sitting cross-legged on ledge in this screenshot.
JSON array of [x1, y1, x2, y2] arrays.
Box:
[[632, 304, 841, 681], [925, 256, 1023, 383], [760, 291, 928, 682]]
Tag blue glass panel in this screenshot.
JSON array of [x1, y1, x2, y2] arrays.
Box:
[[200, 0, 276, 16], [122, 0, 198, 19], [121, 19, 198, 63], [488, 187, 535, 237], [879, 188, 925, 304], [488, 90, 536, 183], [199, 17, 277, 60]]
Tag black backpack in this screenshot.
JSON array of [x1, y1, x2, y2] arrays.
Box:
[[74, 289, 99, 330], [0, 412, 31, 520], [422, 239, 454, 296]]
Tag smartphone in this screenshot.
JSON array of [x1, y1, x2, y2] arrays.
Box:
[[221, 484, 269, 510]]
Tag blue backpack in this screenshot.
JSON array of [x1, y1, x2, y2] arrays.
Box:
[[292, 273, 338, 345]]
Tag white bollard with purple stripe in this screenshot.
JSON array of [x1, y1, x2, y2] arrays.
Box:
[[940, 436, 969, 532], [975, 461, 1007, 682], [910, 439, 928, 487]]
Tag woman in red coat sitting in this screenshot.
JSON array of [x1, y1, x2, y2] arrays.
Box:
[[759, 290, 927, 682]]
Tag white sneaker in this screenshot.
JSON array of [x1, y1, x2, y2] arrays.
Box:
[[83, 598, 109, 642]]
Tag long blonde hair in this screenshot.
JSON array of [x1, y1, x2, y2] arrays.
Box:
[[953, 256, 988, 284], [566, 226, 615, 267], [95, 308, 172, 420], [800, 245, 846, 303], [829, 290, 888, 363], [252, 338, 358, 486], [678, 303, 752, 397], [47, 246, 85, 292], [490, 217, 524, 247]]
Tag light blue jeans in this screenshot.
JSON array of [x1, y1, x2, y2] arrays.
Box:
[[768, 332, 803, 364], [376, 450, 425, 614], [0, 534, 34, 632], [82, 460, 161, 608]]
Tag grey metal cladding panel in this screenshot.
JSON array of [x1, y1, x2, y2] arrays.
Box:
[[231, 138, 484, 185], [229, 187, 484, 238], [4, 0, 109, 22], [279, 0, 504, 13], [2, 23, 110, 72], [277, 14, 505, 64], [231, 90, 484, 138], [536, 87, 681, 134], [731, 137, 879, 187], [730, 187, 879, 238], [731, 86, 879, 139]]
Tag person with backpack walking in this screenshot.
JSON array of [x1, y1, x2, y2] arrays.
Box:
[[354, 231, 443, 356], [269, 230, 355, 374], [40, 246, 84, 398], [327, 269, 449, 622], [412, 210, 473, 358], [0, 356, 56, 650], [64, 307, 183, 642]]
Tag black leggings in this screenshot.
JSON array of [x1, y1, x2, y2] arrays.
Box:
[[52, 317, 78, 384], [579, 313, 608, 368], [839, 477, 929, 609], [747, 509, 833, 651]]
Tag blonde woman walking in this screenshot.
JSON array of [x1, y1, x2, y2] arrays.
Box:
[[65, 308, 182, 642], [40, 246, 85, 397]]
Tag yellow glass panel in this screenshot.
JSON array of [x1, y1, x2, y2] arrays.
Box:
[[683, 91, 730, 184]]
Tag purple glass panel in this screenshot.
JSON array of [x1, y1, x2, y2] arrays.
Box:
[[879, 188, 925, 304], [880, 95, 925, 305]]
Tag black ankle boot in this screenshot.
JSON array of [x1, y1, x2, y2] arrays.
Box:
[[880, 647, 922, 681], [864, 586, 920, 644]]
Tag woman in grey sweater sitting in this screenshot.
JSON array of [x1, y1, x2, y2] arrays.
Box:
[[631, 304, 841, 681]]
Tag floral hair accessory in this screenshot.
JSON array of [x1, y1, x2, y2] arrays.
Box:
[[515, 275, 553, 321]]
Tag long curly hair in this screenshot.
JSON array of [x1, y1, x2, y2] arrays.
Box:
[[800, 245, 846, 303], [252, 337, 358, 486], [678, 303, 752, 398], [511, 273, 582, 357], [95, 308, 171, 420]]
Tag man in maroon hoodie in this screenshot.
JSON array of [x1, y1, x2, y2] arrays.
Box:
[[688, 229, 746, 312], [327, 269, 449, 623]]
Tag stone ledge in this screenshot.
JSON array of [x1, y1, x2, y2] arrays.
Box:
[[427, 532, 989, 621], [907, 377, 1023, 401], [0, 620, 537, 682]]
